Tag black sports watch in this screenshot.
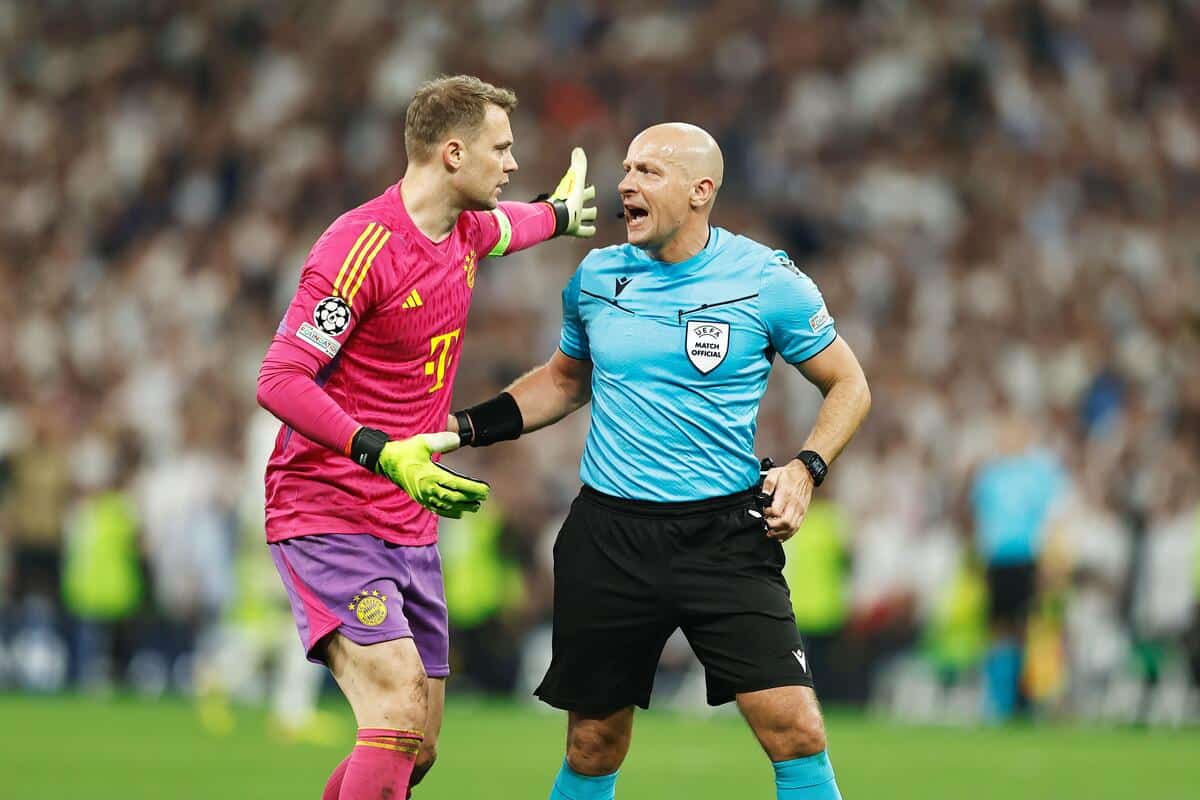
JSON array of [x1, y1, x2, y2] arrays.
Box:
[[795, 450, 828, 487]]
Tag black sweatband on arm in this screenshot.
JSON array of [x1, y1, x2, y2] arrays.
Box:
[[454, 392, 523, 447], [350, 427, 388, 472], [533, 193, 571, 236]]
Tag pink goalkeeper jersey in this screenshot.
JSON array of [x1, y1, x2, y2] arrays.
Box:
[[258, 182, 557, 545]]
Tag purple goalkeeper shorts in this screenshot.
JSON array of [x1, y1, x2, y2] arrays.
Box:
[[269, 533, 449, 677]]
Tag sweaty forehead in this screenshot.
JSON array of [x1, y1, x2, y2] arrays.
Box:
[[625, 125, 722, 183], [625, 134, 683, 169]]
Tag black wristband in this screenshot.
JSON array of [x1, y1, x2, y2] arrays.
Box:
[[533, 193, 571, 236], [453, 410, 476, 446], [453, 392, 523, 447], [349, 427, 388, 472], [795, 450, 828, 487]]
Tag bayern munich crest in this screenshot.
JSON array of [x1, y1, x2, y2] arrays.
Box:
[[349, 589, 388, 627], [314, 296, 351, 336], [685, 320, 730, 374]]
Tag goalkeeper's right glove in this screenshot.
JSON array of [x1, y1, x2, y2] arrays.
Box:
[[541, 147, 597, 238], [350, 429, 489, 518]]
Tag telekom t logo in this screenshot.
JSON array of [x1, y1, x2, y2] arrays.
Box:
[[425, 329, 461, 393]]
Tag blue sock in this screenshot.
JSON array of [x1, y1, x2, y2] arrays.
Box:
[[774, 751, 842, 799], [548, 758, 618, 800], [983, 641, 1022, 720]]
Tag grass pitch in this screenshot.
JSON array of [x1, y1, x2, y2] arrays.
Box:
[[1, 693, 1196, 799]]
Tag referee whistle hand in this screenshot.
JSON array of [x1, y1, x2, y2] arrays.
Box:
[[760, 462, 814, 542]]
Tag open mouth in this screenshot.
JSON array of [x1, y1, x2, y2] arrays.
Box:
[[624, 205, 649, 225]]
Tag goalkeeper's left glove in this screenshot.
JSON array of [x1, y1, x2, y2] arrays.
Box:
[[350, 428, 490, 518], [541, 147, 597, 238]]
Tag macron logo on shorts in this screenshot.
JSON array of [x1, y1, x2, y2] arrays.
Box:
[[792, 648, 807, 672]]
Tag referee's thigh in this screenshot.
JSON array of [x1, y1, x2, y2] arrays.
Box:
[[536, 495, 673, 713], [674, 500, 813, 706]]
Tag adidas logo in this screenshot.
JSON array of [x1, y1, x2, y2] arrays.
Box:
[[402, 289, 423, 309]]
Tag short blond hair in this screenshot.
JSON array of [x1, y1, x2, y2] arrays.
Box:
[[404, 75, 518, 163]]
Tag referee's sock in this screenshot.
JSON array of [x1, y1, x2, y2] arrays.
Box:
[[773, 751, 843, 799], [983, 641, 1022, 721], [548, 758, 618, 800]]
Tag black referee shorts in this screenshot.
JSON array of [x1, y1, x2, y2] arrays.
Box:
[[985, 562, 1037, 625], [535, 485, 813, 714]]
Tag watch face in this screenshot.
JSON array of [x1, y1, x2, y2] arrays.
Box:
[[799, 452, 826, 484]]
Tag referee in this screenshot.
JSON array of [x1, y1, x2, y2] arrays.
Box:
[[452, 123, 870, 800]]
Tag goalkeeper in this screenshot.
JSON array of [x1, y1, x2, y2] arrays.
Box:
[[256, 75, 595, 800], [452, 123, 870, 800]]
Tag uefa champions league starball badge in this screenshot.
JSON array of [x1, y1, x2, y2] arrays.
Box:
[[314, 296, 351, 336]]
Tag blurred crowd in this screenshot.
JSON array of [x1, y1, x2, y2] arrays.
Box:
[[1, 0, 1198, 724]]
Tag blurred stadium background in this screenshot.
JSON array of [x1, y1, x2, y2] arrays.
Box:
[[0, 0, 1198, 797]]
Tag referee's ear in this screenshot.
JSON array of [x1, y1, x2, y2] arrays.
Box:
[[689, 177, 716, 210]]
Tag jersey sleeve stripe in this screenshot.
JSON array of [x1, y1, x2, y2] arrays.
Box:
[[346, 229, 391, 307], [354, 740, 421, 754], [487, 207, 513, 257], [333, 223, 378, 297], [341, 225, 386, 303]]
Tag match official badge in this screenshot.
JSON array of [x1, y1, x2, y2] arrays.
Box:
[[314, 296, 351, 336], [685, 320, 730, 374], [462, 249, 478, 289], [349, 589, 388, 627]]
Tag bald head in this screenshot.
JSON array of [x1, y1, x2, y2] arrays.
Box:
[[630, 123, 724, 195], [619, 122, 724, 261]]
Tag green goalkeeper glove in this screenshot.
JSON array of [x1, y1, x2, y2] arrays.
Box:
[[544, 147, 597, 238], [350, 429, 490, 518]]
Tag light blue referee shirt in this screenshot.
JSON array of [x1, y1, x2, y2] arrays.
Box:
[[559, 226, 837, 502], [971, 450, 1066, 565]]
